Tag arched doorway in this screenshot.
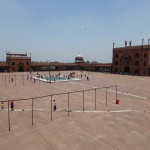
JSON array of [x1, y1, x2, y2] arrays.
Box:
[[124, 66, 130, 73], [134, 69, 139, 75], [12, 67, 15, 72], [18, 63, 24, 72], [115, 68, 118, 73]]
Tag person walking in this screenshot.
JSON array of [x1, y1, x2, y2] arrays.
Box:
[[10, 101, 14, 111], [53, 100, 56, 111], [87, 76, 89, 81], [1, 102, 4, 110]]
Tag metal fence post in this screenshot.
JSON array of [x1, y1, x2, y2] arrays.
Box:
[[23, 75, 25, 85], [106, 87, 108, 107], [5, 75, 6, 87], [51, 95, 52, 121], [23, 75, 24, 85], [15, 72, 16, 87], [9, 72, 10, 81], [8, 101, 10, 131], [31, 75, 32, 85], [116, 85, 117, 100], [32, 98, 34, 126], [83, 91, 84, 113], [95, 88, 96, 110], [68, 92, 70, 116]]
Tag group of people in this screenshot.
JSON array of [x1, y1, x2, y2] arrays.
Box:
[[76, 73, 90, 81], [1, 100, 57, 112], [9, 78, 14, 83], [1, 101, 14, 111]]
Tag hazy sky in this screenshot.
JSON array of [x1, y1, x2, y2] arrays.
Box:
[[0, 0, 150, 63]]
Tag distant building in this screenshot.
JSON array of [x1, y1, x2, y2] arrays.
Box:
[[112, 42, 150, 76], [4, 52, 31, 72], [0, 52, 111, 73], [2, 42, 150, 76]]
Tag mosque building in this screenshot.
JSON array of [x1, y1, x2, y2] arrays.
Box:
[[112, 41, 150, 76], [1, 41, 150, 76]]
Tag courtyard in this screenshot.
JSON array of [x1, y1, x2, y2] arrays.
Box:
[[0, 71, 150, 150]]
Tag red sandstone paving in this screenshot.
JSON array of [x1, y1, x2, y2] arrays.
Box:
[[0, 71, 150, 150]]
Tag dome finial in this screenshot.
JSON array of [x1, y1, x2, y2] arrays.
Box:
[[75, 53, 84, 63]]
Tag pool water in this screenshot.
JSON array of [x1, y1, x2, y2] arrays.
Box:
[[44, 76, 68, 81], [32, 75, 80, 83]]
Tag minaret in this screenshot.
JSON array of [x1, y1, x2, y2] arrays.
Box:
[[113, 42, 115, 49], [142, 39, 144, 45], [125, 41, 127, 47]]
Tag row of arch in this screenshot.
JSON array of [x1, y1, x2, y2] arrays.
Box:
[[115, 53, 147, 58], [12, 62, 30, 65], [10, 63, 28, 72], [115, 66, 147, 75], [115, 61, 147, 66], [115, 67, 139, 74]]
